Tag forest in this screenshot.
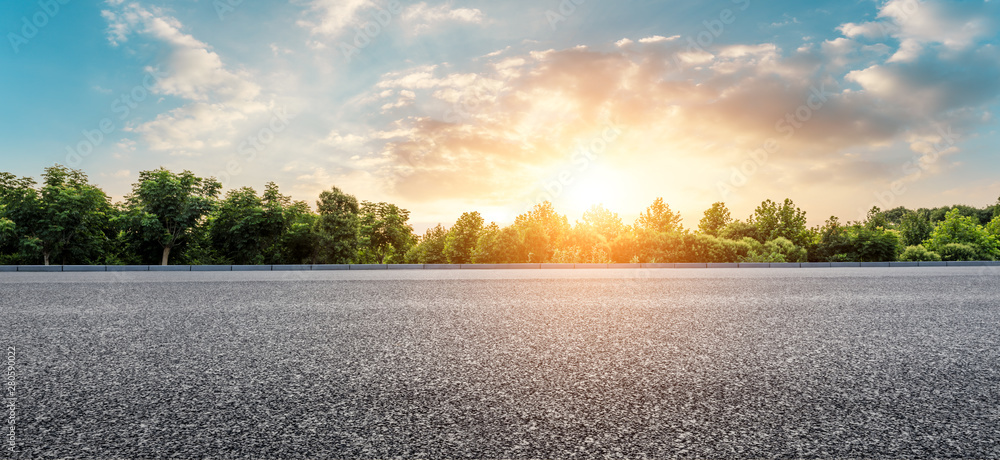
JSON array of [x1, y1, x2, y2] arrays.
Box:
[[2, 165, 999, 266]]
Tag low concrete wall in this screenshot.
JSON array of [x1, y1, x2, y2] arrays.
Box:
[[3, 261, 998, 272]]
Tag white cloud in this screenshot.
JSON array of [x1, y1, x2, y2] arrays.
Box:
[[839, 0, 998, 63], [296, 0, 372, 38], [402, 2, 484, 33], [101, 2, 265, 156], [135, 103, 248, 152]]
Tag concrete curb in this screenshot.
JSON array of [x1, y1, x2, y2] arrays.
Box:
[[769, 263, 801, 268], [149, 266, 190, 271], [675, 263, 708, 269], [233, 265, 271, 271], [63, 265, 106, 272], [311, 265, 347, 270], [272, 265, 311, 271], [4, 261, 999, 272], [17, 265, 62, 272], [541, 264, 575, 269]]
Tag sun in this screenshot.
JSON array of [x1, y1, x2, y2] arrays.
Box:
[[559, 167, 627, 216]]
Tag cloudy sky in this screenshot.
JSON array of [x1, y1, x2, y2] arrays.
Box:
[[2, 0, 999, 230]]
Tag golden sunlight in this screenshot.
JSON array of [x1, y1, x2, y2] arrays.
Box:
[[559, 167, 628, 217]]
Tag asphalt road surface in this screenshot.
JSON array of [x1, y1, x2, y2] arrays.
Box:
[[3, 268, 1000, 459]]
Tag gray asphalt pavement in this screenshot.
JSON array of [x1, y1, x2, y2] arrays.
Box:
[[3, 268, 1000, 459]]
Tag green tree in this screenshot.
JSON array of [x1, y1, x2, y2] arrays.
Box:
[[923, 208, 1000, 260], [209, 187, 267, 265], [898, 211, 932, 247], [718, 220, 757, 241], [314, 186, 360, 264], [471, 222, 502, 264], [0, 166, 115, 265], [405, 224, 449, 264], [513, 201, 568, 262], [986, 214, 1000, 238], [125, 168, 221, 265], [358, 201, 415, 264], [698, 202, 732, 236], [748, 198, 808, 246], [636, 198, 682, 234], [443, 211, 484, 264], [260, 182, 314, 264]]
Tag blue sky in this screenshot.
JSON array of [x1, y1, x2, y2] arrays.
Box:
[[2, 0, 999, 230]]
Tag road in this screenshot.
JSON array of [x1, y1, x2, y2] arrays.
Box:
[[3, 268, 1000, 458]]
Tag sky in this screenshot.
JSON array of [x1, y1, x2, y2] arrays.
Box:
[[2, 0, 1000, 232]]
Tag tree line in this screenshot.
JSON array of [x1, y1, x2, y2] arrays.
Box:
[[2, 166, 999, 265]]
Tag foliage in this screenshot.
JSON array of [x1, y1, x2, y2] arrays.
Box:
[[898, 211, 933, 247], [406, 224, 449, 264], [513, 202, 569, 262], [936, 243, 979, 262], [636, 198, 682, 234], [923, 208, 1000, 261], [5, 166, 1000, 265], [358, 201, 415, 264], [443, 211, 484, 264], [125, 168, 221, 265], [899, 245, 942, 262], [698, 202, 731, 236], [748, 198, 809, 246], [314, 186, 360, 264], [581, 204, 625, 241]]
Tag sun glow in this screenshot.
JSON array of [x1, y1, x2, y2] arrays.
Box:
[[559, 167, 628, 218]]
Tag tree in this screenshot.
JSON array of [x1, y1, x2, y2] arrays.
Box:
[[581, 204, 625, 241], [125, 168, 221, 265], [260, 182, 314, 264], [358, 201, 415, 264], [986, 214, 1000, 238], [898, 210, 932, 247], [863, 206, 889, 231], [405, 224, 448, 264], [209, 187, 267, 265], [698, 202, 731, 236], [444, 211, 484, 264], [0, 166, 115, 265], [718, 220, 757, 241], [636, 198, 682, 234], [314, 186, 360, 264], [513, 201, 569, 262], [923, 208, 1000, 260], [471, 222, 502, 264], [748, 198, 808, 246]]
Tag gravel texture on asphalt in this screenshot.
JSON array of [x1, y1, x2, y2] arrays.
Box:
[[2, 268, 1000, 459]]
